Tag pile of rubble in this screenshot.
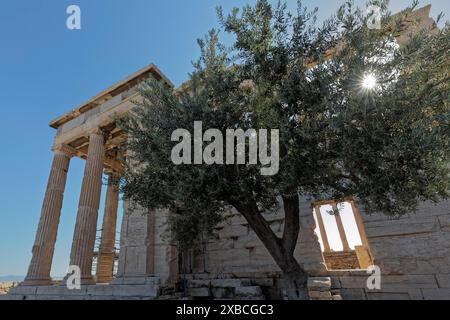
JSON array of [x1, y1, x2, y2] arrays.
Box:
[[159, 275, 343, 300], [0, 282, 18, 295], [186, 278, 265, 300], [156, 276, 271, 300]]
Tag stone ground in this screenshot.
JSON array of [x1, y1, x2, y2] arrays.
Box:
[[0, 282, 18, 296]]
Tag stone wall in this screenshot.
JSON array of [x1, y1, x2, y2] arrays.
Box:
[[329, 270, 450, 300], [184, 277, 265, 300], [6, 278, 160, 300], [112, 193, 450, 300], [202, 197, 326, 276], [350, 199, 450, 300], [185, 197, 450, 300], [323, 251, 359, 270], [116, 202, 175, 285]]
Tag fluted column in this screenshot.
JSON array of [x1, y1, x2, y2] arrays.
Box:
[[96, 172, 120, 283], [24, 145, 74, 285], [69, 129, 105, 284]]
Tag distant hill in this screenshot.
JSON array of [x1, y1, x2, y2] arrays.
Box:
[[0, 275, 24, 282]]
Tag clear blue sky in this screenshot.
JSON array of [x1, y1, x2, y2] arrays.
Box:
[[0, 0, 448, 278]]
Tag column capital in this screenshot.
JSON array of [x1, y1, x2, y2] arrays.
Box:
[[89, 127, 104, 136], [89, 127, 111, 141], [52, 144, 77, 158], [104, 168, 121, 177]]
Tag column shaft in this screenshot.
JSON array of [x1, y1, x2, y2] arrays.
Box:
[[350, 200, 370, 248], [332, 203, 350, 251], [69, 130, 105, 283], [96, 172, 119, 283], [24, 147, 72, 285], [314, 205, 331, 252]]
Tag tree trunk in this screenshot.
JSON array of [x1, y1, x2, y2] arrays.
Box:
[[283, 255, 309, 300], [230, 194, 309, 300]]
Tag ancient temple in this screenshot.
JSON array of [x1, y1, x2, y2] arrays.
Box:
[[8, 5, 450, 300]]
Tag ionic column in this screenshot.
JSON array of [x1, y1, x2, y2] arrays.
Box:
[[24, 144, 74, 285], [96, 172, 120, 283], [332, 203, 350, 251], [314, 205, 331, 253], [69, 129, 105, 284]]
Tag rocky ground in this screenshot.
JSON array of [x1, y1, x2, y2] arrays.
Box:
[[0, 282, 18, 295]]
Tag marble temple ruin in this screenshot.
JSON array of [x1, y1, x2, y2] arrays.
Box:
[[6, 5, 450, 300]]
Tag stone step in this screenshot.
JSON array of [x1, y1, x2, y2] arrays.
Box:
[[309, 290, 332, 300], [186, 278, 266, 300], [188, 287, 211, 297], [6, 282, 160, 300], [235, 286, 263, 298], [307, 277, 331, 292]]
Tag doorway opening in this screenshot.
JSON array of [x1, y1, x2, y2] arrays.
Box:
[[312, 198, 373, 270]]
